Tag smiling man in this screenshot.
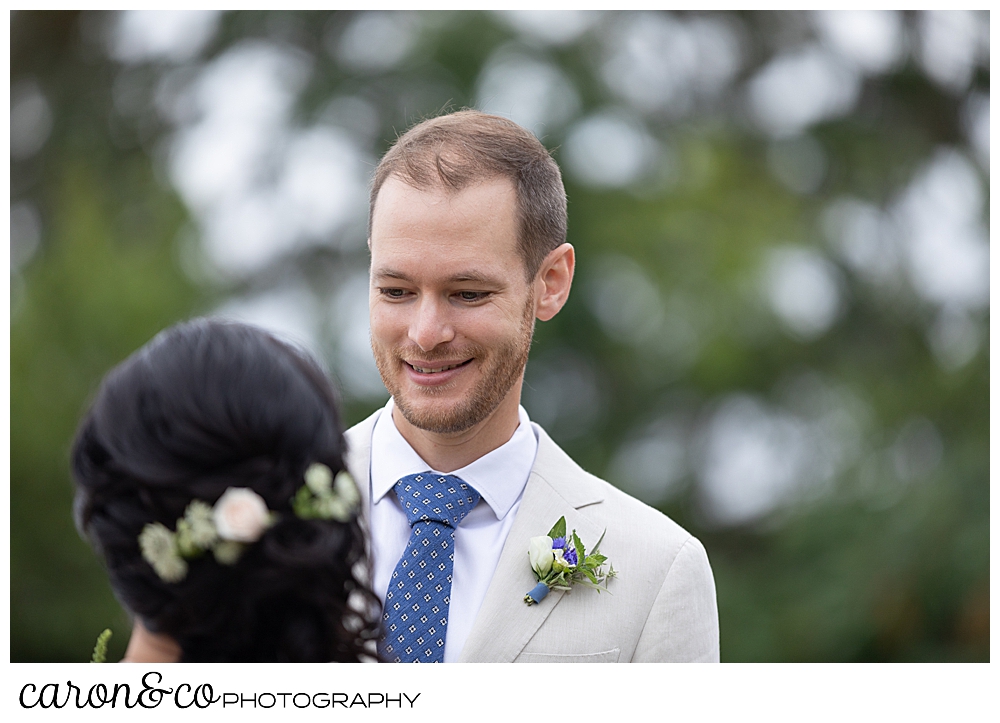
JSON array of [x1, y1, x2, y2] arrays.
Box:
[[346, 110, 719, 663]]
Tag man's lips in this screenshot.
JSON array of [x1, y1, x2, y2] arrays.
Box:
[[404, 359, 473, 374]]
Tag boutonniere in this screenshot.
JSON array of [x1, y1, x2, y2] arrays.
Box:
[[524, 516, 616, 605]]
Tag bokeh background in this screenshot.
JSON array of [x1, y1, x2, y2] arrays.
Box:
[[10, 10, 989, 662]]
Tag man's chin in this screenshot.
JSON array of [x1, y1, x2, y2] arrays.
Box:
[[394, 401, 474, 435], [392, 389, 505, 435]]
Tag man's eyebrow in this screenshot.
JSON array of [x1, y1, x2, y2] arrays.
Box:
[[371, 268, 504, 286], [371, 268, 413, 283], [448, 271, 502, 285]]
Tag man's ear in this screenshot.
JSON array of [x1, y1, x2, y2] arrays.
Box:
[[534, 243, 575, 322]]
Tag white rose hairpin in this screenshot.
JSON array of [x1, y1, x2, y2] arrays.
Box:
[[138, 463, 360, 583]]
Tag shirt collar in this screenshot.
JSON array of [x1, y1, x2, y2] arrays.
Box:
[[370, 397, 538, 521]]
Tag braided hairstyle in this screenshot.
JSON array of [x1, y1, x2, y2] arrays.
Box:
[[72, 318, 380, 662]]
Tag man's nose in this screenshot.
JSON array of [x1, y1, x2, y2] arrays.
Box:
[[408, 296, 455, 351]]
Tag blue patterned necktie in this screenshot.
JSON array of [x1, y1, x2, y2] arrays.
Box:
[[380, 472, 480, 663]]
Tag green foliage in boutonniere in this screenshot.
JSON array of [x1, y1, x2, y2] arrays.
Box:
[[524, 516, 616, 605]]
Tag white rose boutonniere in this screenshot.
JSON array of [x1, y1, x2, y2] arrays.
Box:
[[524, 516, 616, 605]]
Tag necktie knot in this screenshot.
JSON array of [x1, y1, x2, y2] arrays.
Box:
[[394, 473, 480, 529]]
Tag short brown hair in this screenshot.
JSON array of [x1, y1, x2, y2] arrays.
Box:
[[369, 110, 567, 279]]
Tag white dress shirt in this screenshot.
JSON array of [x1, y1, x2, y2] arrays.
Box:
[[368, 397, 538, 663]]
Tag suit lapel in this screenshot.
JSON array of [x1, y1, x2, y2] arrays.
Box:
[[458, 427, 604, 662]]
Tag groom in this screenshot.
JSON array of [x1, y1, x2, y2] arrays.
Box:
[[345, 110, 719, 662]]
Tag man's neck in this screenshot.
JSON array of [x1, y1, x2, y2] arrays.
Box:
[[391, 393, 522, 473]]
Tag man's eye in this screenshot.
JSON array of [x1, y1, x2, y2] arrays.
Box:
[[457, 291, 488, 302], [380, 288, 407, 299]]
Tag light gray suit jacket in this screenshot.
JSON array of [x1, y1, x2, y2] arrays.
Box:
[[345, 411, 720, 662]]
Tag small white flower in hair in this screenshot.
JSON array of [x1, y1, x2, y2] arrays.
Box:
[[139, 522, 188, 582], [304, 462, 333, 495], [213, 488, 272, 543], [183, 500, 218, 547], [293, 466, 360, 522], [334, 471, 360, 509]]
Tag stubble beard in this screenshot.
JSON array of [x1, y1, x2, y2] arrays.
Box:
[[371, 298, 535, 435]]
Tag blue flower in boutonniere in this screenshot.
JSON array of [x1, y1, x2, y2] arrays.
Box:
[[524, 516, 616, 605]]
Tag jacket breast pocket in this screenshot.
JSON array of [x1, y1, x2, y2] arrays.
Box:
[[514, 648, 621, 663]]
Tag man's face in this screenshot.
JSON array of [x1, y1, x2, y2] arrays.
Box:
[[368, 176, 535, 435]]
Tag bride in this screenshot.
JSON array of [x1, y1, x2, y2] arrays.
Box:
[[71, 318, 380, 662]]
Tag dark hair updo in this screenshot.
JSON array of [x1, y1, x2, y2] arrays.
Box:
[[72, 318, 380, 662]]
